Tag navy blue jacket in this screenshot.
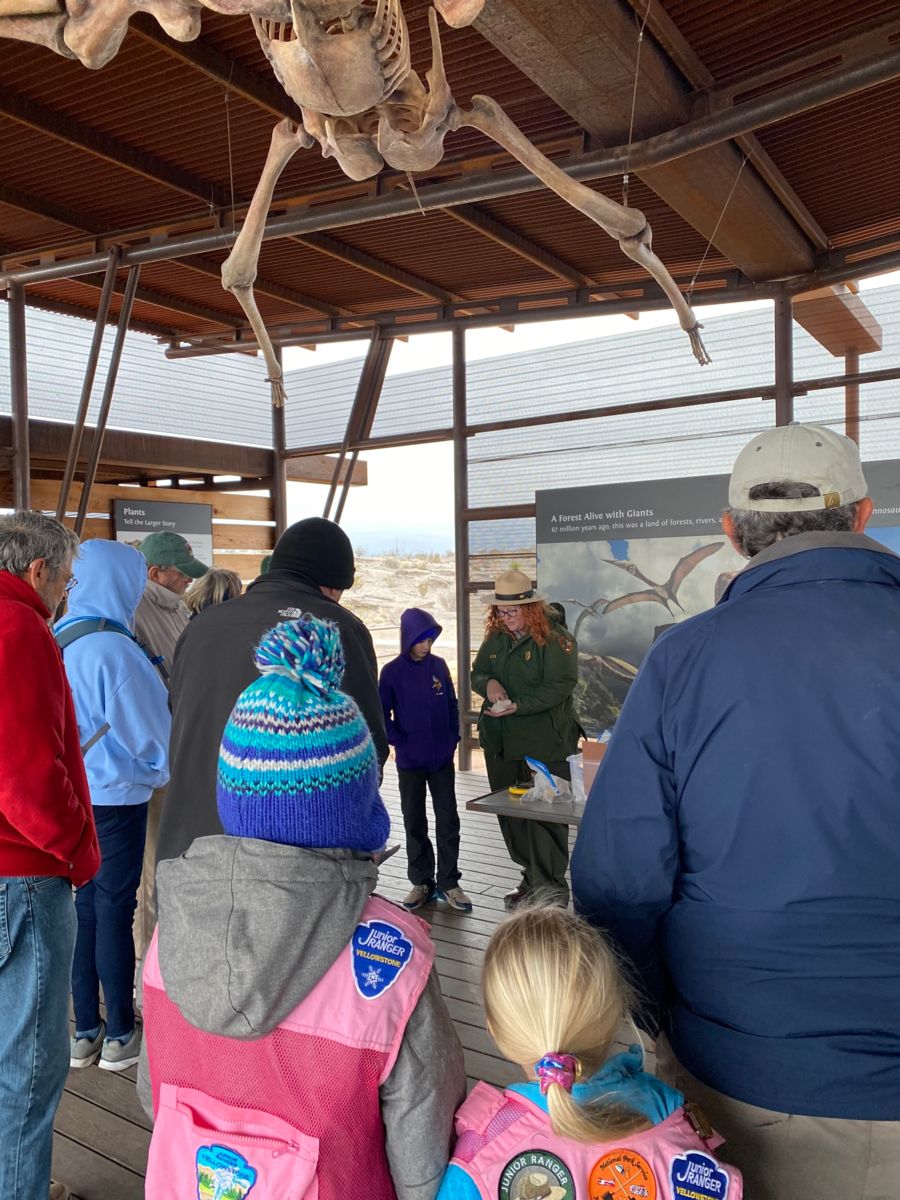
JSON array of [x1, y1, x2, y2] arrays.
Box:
[[572, 532, 900, 1119], [379, 607, 460, 772]]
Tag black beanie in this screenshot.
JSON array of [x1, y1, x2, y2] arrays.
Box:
[[269, 518, 355, 590]]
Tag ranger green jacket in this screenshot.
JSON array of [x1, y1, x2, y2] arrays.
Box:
[[471, 626, 582, 762]]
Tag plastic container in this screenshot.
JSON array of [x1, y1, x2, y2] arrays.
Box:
[[582, 739, 608, 794], [566, 752, 585, 803]]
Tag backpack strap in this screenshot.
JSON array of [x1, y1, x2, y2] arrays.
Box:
[[56, 617, 168, 682], [80, 722, 111, 756], [55, 617, 132, 651], [55, 619, 157, 753]]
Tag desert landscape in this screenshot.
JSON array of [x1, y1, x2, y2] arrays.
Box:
[[343, 550, 459, 676]]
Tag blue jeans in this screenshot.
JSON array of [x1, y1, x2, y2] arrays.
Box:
[[72, 803, 148, 1040], [0, 875, 76, 1198]]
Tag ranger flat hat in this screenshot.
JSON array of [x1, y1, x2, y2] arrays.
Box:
[[728, 423, 868, 512], [481, 569, 548, 606]]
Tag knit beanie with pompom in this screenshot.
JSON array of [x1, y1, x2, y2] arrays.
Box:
[[217, 617, 390, 852]]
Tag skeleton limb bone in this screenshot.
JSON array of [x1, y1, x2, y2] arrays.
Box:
[[0, 1, 291, 66], [221, 117, 315, 406], [62, 1, 204, 68], [434, 0, 484, 28], [0, 6, 70, 57], [456, 95, 710, 364]]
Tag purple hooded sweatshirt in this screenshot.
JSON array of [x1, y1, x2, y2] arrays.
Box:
[[378, 607, 460, 772]]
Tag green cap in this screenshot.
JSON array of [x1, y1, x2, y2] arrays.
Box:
[[139, 531, 208, 578]]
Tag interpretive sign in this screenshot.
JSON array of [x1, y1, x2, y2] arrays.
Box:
[[537, 460, 900, 734], [113, 498, 213, 567]]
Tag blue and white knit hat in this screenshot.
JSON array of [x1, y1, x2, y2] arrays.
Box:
[[217, 617, 389, 852]]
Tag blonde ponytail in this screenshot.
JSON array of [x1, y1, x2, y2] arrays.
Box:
[[483, 906, 650, 1143]]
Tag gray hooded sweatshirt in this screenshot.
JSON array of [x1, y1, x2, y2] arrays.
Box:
[[137, 837, 465, 1200]]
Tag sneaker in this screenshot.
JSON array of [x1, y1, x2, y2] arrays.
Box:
[[98, 1023, 142, 1072], [70, 1021, 105, 1069], [438, 887, 473, 913], [49, 1183, 69, 1200], [402, 883, 437, 911], [503, 884, 531, 911]]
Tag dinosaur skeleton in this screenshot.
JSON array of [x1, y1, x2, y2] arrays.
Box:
[[1, 0, 711, 405]]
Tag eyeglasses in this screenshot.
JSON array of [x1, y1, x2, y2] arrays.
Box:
[[60, 568, 77, 593], [498, 606, 521, 617]]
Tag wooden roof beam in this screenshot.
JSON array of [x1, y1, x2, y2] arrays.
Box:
[[473, 0, 815, 280], [621, 0, 829, 252], [80, 272, 243, 329], [178, 253, 349, 318], [0, 187, 345, 324], [0, 86, 229, 209], [792, 284, 883, 357], [0, 182, 106, 235], [0, 416, 273, 478], [131, 17, 300, 122], [286, 453, 367, 487], [293, 231, 460, 303], [444, 203, 589, 287]]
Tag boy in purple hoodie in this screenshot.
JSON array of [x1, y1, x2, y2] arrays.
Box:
[[379, 608, 472, 913]]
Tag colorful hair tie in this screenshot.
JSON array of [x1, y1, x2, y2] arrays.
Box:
[[534, 1053, 581, 1095]]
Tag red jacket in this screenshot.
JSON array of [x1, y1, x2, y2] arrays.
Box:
[[0, 572, 99, 886]]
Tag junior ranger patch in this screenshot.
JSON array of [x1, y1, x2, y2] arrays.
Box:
[[498, 1150, 574, 1200]]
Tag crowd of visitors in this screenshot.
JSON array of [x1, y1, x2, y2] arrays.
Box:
[[0, 421, 896, 1200]]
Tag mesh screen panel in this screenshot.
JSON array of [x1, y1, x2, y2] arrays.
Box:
[[143, 983, 395, 1200]]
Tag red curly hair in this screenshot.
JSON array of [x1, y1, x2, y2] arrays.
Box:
[[484, 602, 552, 646]]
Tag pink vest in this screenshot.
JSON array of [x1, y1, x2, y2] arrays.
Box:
[[143, 894, 434, 1200], [450, 1081, 743, 1200]]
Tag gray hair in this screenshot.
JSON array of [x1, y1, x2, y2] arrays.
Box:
[[0, 510, 79, 576], [183, 567, 242, 616], [726, 482, 860, 558]]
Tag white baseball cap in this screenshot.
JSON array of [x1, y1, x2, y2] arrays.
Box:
[[728, 423, 868, 512]]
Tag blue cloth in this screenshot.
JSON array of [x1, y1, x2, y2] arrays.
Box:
[[72, 802, 148, 1040], [379, 607, 460, 771], [0, 875, 76, 1196], [436, 1049, 682, 1200], [572, 536, 900, 1119], [55, 540, 170, 807], [509, 1046, 682, 1123]]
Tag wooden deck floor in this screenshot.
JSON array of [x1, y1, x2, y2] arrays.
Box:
[[51, 765, 553, 1198]]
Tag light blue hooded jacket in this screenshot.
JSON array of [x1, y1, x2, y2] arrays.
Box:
[[55, 540, 170, 807]]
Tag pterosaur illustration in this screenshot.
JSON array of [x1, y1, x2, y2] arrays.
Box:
[[579, 650, 639, 678], [566, 597, 610, 639], [600, 542, 725, 615]]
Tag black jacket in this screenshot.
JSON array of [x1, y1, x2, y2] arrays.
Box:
[[156, 575, 389, 864]]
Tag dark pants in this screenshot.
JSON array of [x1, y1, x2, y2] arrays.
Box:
[[72, 802, 148, 1040], [486, 755, 570, 903], [398, 762, 461, 892]]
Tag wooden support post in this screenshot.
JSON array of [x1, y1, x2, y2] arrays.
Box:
[[8, 282, 29, 509], [774, 291, 794, 426], [453, 326, 472, 772], [845, 349, 860, 444]]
